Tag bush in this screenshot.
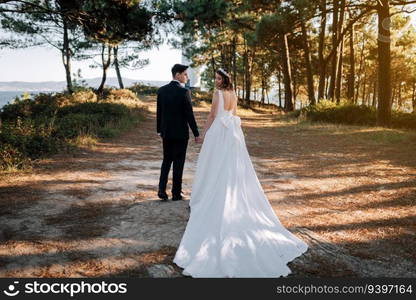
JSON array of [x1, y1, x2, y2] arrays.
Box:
[[0, 121, 58, 168], [0, 143, 30, 170], [191, 89, 211, 102], [300, 100, 415, 130], [1, 97, 34, 122], [391, 111, 416, 130], [55, 113, 100, 138], [0, 89, 143, 171], [57, 102, 130, 125], [106, 89, 138, 102], [1, 93, 61, 123], [64, 89, 97, 105], [97, 127, 119, 138], [25, 135, 58, 159], [129, 83, 159, 95], [304, 104, 376, 125], [101, 88, 143, 108]]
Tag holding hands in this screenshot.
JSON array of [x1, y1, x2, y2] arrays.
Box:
[[195, 135, 204, 144]]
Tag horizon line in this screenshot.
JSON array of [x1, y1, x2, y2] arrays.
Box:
[[0, 77, 170, 83]]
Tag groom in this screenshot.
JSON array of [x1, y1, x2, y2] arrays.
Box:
[[156, 64, 201, 201]]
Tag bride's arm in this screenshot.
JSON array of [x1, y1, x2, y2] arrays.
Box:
[[201, 90, 219, 139]]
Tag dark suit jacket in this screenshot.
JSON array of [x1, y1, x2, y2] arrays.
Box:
[[157, 81, 199, 140]]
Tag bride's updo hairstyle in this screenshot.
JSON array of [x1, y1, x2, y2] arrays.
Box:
[[216, 68, 234, 91]]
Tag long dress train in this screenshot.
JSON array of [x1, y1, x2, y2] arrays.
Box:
[[173, 90, 308, 277]]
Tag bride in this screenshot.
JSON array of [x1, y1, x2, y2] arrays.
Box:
[[173, 68, 308, 277]]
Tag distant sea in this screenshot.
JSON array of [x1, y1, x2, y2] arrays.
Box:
[[0, 91, 58, 110]]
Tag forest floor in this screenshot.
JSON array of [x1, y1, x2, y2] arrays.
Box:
[[0, 94, 415, 278]]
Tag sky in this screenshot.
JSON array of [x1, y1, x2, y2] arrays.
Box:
[[1, 12, 416, 83], [0, 40, 182, 82]]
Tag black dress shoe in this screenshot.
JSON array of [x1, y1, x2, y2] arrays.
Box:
[[158, 191, 168, 201], [172, 194, 185, 201]]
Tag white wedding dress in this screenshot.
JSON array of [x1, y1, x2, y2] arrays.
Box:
[[173, 90, 308, 277]]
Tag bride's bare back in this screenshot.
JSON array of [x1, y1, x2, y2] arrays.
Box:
[[220, 89, 238, 114]]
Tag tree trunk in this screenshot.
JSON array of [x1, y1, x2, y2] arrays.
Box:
[[242, 56, 246, 100], [347, 23, 355, 102], [325, 75, 330, 100], [335, 0, 346, 104], [398, 82, 403, 109], [232, 35, 237, 93], [243, 40, 251, 104], [412, 82, 416, 113], [245, 47, 256, 105], [336, 34, 345, 104], [113, 46, 124, 89], [366, 84, 371, 106], [219, 44, 226, 68], [278, 69, 282, 108], [300, 17, 316, 105], [372, 79, 377, 107], [210, 54, 216, 89], [244, 50, 251, 105], [318, 0, 327, 101], [355, 35, 366, 104], [293, 71, 298, 106], [361, 75, 367, 106], [377, 0, 392, 127], [62, 18, 73, 93], [391, 85, 396, 109], [280, 33, 294, 111], [261, 75, 266, 104], [98, 44, 112, 95], [327, 0, 340, 101]]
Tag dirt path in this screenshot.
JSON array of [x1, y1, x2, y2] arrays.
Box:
[[0, 95, 415, 278]]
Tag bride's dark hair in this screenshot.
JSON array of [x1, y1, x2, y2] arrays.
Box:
[[216, 69, 233, 91]]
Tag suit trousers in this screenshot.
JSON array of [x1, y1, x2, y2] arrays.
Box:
[[158, 138, 189, 196]]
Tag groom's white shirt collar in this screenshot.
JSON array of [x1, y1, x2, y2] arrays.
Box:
[[172, 79, 185, 87]]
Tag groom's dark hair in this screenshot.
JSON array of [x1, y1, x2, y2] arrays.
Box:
[[171, 64, 188, 77]]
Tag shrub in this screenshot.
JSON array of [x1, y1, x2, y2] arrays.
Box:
[[69, 134, 98, 147], [25, 134, 58, 159], [1, 93, 61, 123], [57, 102, 129, 124], [0, 89, 144, 171], [55, 113, 100, 138], [1, 97, 34, 121], [97, 127, 119, 138], [102, 88, 143, 108], [66, 89, 97, 105], [0, 143, 30, 170], [106, 89, 138, 102], [300, 100, 415, 130], [391, 111, 416, 130], [129, 83, 159, 95], [191, 89, 211, 103], [0, 122, 58, 167]]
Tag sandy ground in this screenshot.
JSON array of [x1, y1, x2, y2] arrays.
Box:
[[0, 95, 415, 278]]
